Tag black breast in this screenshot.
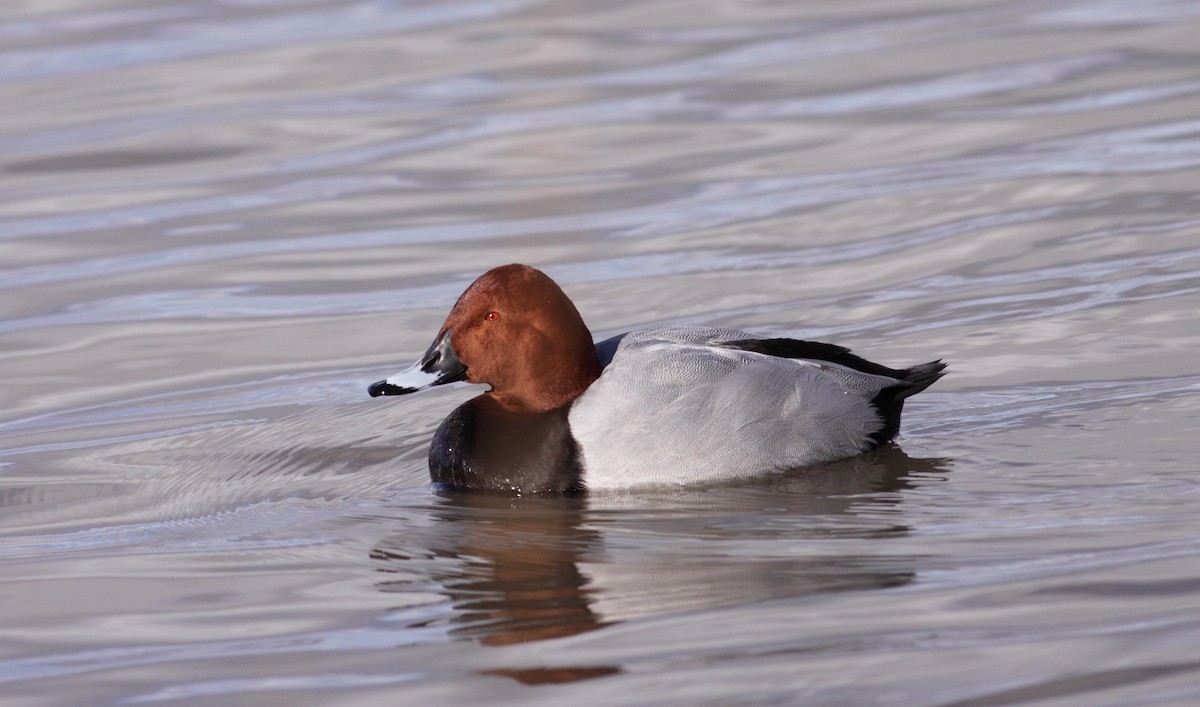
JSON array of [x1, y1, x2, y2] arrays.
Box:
[[428, 396, 585, 496]]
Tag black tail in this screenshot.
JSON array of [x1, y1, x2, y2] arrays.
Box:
[[869, 360, 947, 447]]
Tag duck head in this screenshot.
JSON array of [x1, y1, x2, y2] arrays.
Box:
[[369, 264, 602, 413]]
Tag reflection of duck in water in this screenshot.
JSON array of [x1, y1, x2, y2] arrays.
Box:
[[373, 493, 616, 684], [368, 264, 946, 494], [371, 448, 950, 684]]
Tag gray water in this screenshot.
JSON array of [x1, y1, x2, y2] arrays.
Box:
[[3, 0, 1200, 704]]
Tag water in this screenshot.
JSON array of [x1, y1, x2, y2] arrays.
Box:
[[2, 0, 1200, 704]]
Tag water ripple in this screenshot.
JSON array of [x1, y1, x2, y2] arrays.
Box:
[[4, 0, 1200, 702], [0, 0, 554, 80]]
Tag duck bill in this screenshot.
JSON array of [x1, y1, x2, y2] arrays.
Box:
[[368, 329, 467, 397]]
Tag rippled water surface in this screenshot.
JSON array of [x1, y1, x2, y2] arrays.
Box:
[[3, 0, 1200, 704]]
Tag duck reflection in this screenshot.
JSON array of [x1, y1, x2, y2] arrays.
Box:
[[371, 446, 949, 684]]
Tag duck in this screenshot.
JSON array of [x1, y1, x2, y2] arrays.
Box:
[[369, 264, 946, 495]]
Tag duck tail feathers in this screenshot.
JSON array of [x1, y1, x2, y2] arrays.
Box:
[[895, 359, 947, 400], [868, 360, 947, 448]]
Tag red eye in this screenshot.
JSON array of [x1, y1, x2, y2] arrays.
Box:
[[485, 311, 500, 321]]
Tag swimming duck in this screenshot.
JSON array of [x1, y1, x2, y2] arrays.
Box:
[[369, 264, 945, 494]]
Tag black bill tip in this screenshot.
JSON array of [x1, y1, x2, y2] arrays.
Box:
[[368, 380, 417, 397]]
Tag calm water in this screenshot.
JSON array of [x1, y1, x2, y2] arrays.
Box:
[[3, 0, 1200, 704]]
